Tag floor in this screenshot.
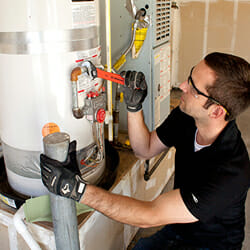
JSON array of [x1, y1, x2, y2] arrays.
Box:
[[128, 91, 250, 250]]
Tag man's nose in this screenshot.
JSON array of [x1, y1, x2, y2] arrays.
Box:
[[179, 80, 188, 92]]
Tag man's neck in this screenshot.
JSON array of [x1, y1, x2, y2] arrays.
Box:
[[195, 120, 228, 145]]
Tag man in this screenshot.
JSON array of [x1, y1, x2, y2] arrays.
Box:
[[40, 52, 250, 249]]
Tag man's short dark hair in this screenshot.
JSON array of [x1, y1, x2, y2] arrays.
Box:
[[204, 52, 250, 121]]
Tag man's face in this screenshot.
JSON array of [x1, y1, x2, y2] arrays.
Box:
[[179, 60, 216, 120]]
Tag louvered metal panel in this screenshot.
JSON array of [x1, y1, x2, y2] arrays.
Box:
[[155, 0, 171, 45]]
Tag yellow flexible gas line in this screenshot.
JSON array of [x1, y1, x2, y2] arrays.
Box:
[[105, 0, 113, 141]]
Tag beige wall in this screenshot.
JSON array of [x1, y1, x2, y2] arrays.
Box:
[[171, 0, 250, 87]]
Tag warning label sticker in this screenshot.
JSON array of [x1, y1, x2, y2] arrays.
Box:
[[42, 123, 60, 137], [0, 193, 16, 208], [72, 4, 96, 29]]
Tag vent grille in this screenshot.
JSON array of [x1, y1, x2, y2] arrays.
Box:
[[155, 0, 171, 42]]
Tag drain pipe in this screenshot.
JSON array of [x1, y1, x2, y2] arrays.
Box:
[[43, 132, 80, 250], [13, 204, 41, 250]]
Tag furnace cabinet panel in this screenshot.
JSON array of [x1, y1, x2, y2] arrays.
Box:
[[100, 0, 171, 131]]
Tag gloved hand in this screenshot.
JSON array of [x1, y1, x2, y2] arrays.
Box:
[[40, 141, 87, 202], [121, 71, 147, 112]]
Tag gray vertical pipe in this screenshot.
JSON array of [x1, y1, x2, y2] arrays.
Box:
[[43, 132, 80, 250]]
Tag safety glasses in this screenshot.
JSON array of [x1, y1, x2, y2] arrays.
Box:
[[188, 67, 229, 116]]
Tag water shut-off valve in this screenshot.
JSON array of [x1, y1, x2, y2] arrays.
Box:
[[71, 61, 108, 122]]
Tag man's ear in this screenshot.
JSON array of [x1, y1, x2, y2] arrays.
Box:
[[208, 105, 225, 119]]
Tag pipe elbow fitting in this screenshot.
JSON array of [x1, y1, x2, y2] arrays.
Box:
[[71, 67, 82, 81]]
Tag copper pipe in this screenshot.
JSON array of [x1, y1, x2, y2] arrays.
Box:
[[71, 67, 84, 119], [71, 67, 82, 81]]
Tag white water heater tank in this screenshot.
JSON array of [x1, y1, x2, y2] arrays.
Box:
[[0, 0, 106, 197]]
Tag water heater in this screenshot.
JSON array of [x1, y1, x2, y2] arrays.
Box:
[[0, 0, 106, 197]]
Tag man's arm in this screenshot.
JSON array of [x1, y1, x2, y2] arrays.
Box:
[[81, 185, 198, 228], [122, 71, 168, 159], [40, 145, 198, 228], [128, 110, 168, 159]]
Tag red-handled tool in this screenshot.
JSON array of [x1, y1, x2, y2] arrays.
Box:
[[81, 60, 125, 86], [96, 68, 125, 85]]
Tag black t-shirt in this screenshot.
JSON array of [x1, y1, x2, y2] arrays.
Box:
[[156, 107, 250, 249]]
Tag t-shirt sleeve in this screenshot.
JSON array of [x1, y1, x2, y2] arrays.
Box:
[[156, 107, 183, 148], [180, 161, 250, 223]]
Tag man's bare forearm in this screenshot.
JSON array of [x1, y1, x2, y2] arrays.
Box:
[[127, 111, 151, 159], [127, 111, 168, 159], [81, 185, 156, 228]]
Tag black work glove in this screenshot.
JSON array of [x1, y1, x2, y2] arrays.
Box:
[[121, 71, 147, 112], [40, 141, 87, 202]]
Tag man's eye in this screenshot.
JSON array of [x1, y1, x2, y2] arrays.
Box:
[[191, 87, 197, 94], [189, 85, 196, 94]]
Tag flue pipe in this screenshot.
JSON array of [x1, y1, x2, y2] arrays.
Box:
[[43, 132, 80, 250]]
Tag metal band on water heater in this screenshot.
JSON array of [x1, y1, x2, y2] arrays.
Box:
[[0, 27, 99, 54]]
